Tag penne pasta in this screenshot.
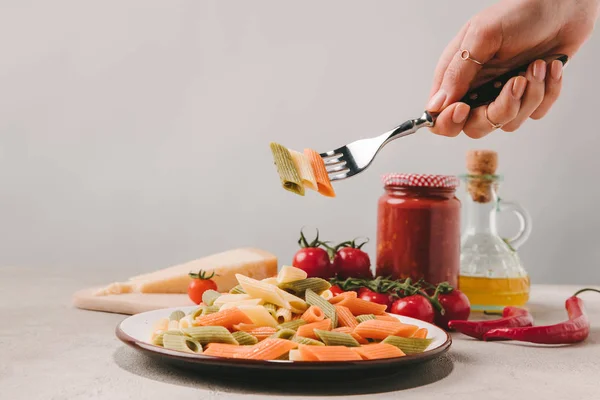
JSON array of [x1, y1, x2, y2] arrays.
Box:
[[290, 150, 318, 191], [219, 299, 264, 310], [335, 297, 387, 316], [301, 305, 325, 323], [291, 336, 325, 346], [288, 349, 303, 361], [203, 343, 249, 359], [243, 338, 298, 360], [275, 307, 292, 323], [305, 289, 338, 328], [299, 345, 362, 361], [213, 293, 252, 306], [276, 266, 308, 284], [263, 303, 278, 319], [304, 148, 335, 197], [381, 336, 433, 355], [352, 343, 406, 360], [320, 290, 333, 301], [277, 319, 307, 331], [169, 310, 185, 321], [183, 326, 238, 346], [296, 319, 331, 340], [354, 320, 419, 340], [412, 328, 429, 339], [237, 305, 278, 328], [236, 274, 290, 309], [162, 333, 202, 354], [233, 325, 278, 340], [334, 305, 359, 328], [195, 307, 253, 330], [269, 328, 296, 340], [270, 143, 305, 196], [279, 278, 331, 297], [328, 291, 357, 305], [201, 290, 221, 306], [314, 329, 360, 347], [355, 314, 376, 323], [277, 288, 308, 313], [261, 277, 280, 285], [228, 285, 246, 294], [232, 331, 259, 346]]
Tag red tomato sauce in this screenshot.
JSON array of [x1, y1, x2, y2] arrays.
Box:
[[376, 177, 460, 288]]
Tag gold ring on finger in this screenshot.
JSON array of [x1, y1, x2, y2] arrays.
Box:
[[460, 49, 483, 66], [484, 107, 503, 130]]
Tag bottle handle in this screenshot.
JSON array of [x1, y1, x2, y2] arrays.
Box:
[[496, 200, 532, 250]]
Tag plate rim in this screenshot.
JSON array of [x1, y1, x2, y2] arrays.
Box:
[[116, 306, 452, 368]]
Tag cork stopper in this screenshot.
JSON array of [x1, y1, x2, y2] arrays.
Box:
[[466, 150, 498, 203]]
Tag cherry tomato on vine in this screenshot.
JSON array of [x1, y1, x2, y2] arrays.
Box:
[[332, 239, 372, 279], [292, 229, 332, 278], [390, 295, 435, 323], [329, 285, 345, 296], [435, 289, 471, 330], [187, 270, 218, 305]]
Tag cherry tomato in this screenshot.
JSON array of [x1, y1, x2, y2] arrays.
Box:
[[358, 287, 393, 311], [329, 285, 344, 296], [292, 229, 333, 278], [187, 270, 218, 305], [333, 241, 372, 279], [390, 295, 435, 323], [435, 289, 471, 330], [293, 248, 331, 278]]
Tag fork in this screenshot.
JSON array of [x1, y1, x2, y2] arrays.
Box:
[[320, 54, 568, 182]]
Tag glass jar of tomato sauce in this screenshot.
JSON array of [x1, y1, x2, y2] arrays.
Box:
[[376, 173, 461, 287]]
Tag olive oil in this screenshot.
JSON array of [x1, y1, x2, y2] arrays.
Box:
[[459, 275, 530, 312]]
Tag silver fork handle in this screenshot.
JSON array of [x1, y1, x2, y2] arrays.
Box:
[[380, 111, 435, 146]]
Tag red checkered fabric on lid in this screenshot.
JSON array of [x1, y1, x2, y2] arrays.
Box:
[[382, 173, 459, 189]]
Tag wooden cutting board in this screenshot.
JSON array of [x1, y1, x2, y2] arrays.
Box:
[[72, 287, 195, 315]]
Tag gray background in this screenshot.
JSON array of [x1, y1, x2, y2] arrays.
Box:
[[1, 0, 598, 284]]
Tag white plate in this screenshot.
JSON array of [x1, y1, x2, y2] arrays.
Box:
[[116, 306, 451, 379]]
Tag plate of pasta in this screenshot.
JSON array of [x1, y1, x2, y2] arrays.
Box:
[[116, 266, 451, 378]]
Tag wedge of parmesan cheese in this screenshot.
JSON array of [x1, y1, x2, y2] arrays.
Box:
[[95, 248, 277, 295]]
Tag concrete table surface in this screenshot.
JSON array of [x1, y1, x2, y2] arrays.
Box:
[[1, 266, 599, 400]]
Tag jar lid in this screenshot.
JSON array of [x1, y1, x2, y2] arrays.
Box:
[[382, 173, 459, 189]]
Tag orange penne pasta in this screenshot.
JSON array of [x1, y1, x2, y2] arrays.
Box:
[[329, 291, 357, 305], [375, 315, 400, 322], [296, 319, 331, 339], [301, 305, 325, 323], [352, 343, 406, 360], [332, 326, 353, 334], [195, 307, 252, 330], [203, 343, 248, 359], [354, 320, 419, 340], [350, 332, 369, 345], [412, 328, 428, 339], [243, 338, 298, 360], [335, 298, 388, 316], [334, 305, 359, 328], [332, 327, 369, 344], [299, 345, 362, 361], [244, 327, 278, 340], [304, 148, 335, 197]]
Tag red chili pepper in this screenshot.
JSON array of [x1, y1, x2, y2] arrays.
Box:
[[448, 307, 533, 340], [483, 288, 600, 344]]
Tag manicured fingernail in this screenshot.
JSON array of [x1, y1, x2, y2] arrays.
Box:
[[426, 90, 447, 112], [551, 60, 563, 80], [512, 76, 527, 99], [533, 60, 546, 82], [452, 104, 470, 124]]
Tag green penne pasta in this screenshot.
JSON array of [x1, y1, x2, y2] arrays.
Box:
[[279, 278, 331, 297], [277, 319, 307, 331], [229, 285, 246, 294], [356, 314, 377, 323], [270, 142, 305, 196], [314, 329, 360, 347], [270, 328, 296, 340], [183, 326, 238, 346], [382, 336, 433, 355], [169, 310, 186, 321], [152, 330, 185, 346], [291, 336, 325, 346], [162, 333, 202, 353], [305, 289, 338, 328], [201, 290, 221, 306], [264, 303, 278, 319], [232, 331, 259, 346]]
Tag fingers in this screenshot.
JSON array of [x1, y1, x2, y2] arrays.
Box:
[[501, 60, 546, 132], [426, 18, 503, 112], [530, 60, 563, 120], [429, 22, 470, 98], [463, 76, 527, 139], [429, 103, 471, 137]]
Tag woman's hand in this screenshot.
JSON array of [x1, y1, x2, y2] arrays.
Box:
[[427, 0, 599, 138]]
